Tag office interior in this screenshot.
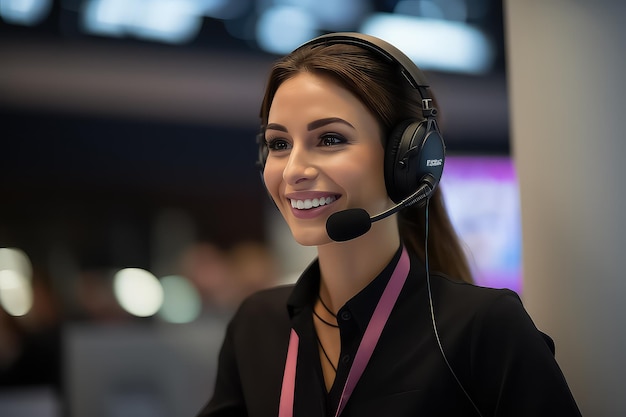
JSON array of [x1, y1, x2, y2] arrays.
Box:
[[1, 1, 624, 416]]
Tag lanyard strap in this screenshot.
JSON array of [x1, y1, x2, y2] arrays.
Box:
[[279, 247, 410, 417], [279, 329, 300, 417]]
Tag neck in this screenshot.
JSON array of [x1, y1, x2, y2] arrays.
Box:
[[317, 216, 400, 312]]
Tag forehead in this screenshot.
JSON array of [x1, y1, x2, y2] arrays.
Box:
[[268, 72, 377, 129]]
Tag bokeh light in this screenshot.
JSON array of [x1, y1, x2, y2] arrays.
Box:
[[113, 268, 164, 317], [0, 0, 52, 26], [157, 274, 202, 323], [360, 13, 494, 74], [0, 247, 34, 316], [81, 0, 204, 44], [0, 269, 33, 316], [255, 5, 318, 55], [0, 247, 33, 281]]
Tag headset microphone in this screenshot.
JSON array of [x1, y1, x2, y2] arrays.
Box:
[[326, 174, 436, 242]]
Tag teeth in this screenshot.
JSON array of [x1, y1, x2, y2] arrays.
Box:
[[290, 196, 336, 209]]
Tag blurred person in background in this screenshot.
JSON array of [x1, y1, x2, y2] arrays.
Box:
[[196, 33, 581, 416], [180, 242, 237, 316], [227, 241, 280, 308], [180, 241, 280, 316]]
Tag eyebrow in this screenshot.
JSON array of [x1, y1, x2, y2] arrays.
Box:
[[265, 117, 355, 133], [308, 117, 355, 131]]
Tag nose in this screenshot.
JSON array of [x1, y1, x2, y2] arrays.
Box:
[[283, 145, 318, 185]]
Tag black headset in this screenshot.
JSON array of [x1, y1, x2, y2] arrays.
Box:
[[257, 32, 446, 204]]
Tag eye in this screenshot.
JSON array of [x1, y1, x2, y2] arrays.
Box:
[[320, 134, 346, 147], [266, 138, 291, 152]]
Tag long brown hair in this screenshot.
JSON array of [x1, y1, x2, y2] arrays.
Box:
[[259, 40, 473, 284]]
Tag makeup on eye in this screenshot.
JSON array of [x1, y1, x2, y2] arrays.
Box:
[[265, 133, 348, 155], [264, 118, 355, 148], [264, 121, 352, 153], [320, 133, 348, 147], [265, 137, 290, 151]]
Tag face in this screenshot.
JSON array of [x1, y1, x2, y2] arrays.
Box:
[[263, 72, 393, 246]]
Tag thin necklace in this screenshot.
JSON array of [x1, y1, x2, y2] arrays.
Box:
[[313, 309, 339, 328], [318, 294, 336, 316], [316, 334, 337, 373]]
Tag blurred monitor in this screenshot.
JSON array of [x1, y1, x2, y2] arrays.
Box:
[[0, 387, 60, 417], [64, 318, 227, 417], [440, 155, 522, 294]]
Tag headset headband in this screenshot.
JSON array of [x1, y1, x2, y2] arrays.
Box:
[[296, 32, 434, 113]]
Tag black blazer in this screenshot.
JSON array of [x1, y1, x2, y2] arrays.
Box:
[[197, 250, 582, 417]]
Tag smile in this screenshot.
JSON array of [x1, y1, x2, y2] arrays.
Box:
[[290, 196, 337, 210]]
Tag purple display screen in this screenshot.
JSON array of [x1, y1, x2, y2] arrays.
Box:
[[440, 155, 522, 294]]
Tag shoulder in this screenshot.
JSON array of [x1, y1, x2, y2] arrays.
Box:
[[237, 284, 294, 314], [427, 273, 528, 335], [430, 272, 522, 313], [403, 266, 532, 336], [228, 284, 294, 337], [430, 273, 555, 353]]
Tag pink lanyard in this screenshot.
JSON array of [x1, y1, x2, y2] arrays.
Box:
[[279, 247, 410, 417]]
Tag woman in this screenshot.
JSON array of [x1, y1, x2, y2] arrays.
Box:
[[197, 32, 581, 417]]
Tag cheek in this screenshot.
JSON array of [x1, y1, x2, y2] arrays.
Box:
[[328, 159, 388, 213], [262, 163, 283, 199]]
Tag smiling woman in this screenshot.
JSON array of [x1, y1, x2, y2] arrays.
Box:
[[195, 32, 581, 417]]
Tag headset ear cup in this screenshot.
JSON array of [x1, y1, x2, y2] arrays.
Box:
[[385, 119, 425, 203]]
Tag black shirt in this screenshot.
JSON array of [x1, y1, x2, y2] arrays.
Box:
[[197, 247, 582, 417]]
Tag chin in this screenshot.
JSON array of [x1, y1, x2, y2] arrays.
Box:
[[289, 226, 333, 247]]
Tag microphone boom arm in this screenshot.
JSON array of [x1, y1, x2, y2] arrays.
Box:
[[370, 182, 433, 223]]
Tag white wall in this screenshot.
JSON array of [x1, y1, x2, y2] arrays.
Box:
[[505, 1, 626, 415]]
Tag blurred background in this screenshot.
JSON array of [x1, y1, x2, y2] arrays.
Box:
[[1, 1, 519, 416]]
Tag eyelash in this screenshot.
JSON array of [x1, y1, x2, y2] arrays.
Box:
[[265, 133, 347, 152], [320, 133, 347, 146], [265, 137, 289, 151]]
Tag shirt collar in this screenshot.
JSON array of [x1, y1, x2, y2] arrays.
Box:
[[286, 245, 404, 331]]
